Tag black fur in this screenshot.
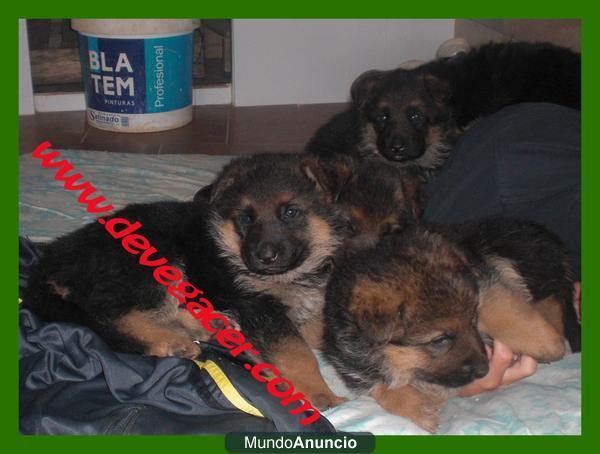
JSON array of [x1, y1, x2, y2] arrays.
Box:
[[323, 217, 580, 396], [23, 153, 350, 360], [331, 156, 424, 251], [24, 201, 216, 354], [323, 226, 485, 394], [307, 41, 581, 179], [436, 218, 580, 352]]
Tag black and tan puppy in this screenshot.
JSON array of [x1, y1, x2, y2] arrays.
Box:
[[334, 159, 423, 251], [324, 228, 487, 431], [293, 156, 425, 349], [24, 153, 350, 410], [206, 153, 352, 408], [307, 41, 580, 179], [323, 220, 579, 431]]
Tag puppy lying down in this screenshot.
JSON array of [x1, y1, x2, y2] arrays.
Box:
[[322, 220, 578, 432]]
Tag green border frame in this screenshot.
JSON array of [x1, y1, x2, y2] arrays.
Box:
[[6, 1, 595, 452]]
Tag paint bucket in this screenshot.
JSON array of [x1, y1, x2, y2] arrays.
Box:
[[72, 19, 200, 133]]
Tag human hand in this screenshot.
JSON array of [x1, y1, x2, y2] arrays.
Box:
[[458, 340, 537, 397]]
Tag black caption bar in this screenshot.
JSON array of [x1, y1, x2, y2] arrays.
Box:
[[225, 433, 375, 453]]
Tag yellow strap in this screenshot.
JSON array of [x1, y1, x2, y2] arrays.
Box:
[[194, 359, 264, 418]]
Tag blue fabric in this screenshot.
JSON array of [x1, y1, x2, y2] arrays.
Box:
[[424, 103, 581, 279]]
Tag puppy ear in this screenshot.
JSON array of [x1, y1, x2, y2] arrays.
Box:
[[350, 282, 405, 344], [209, 164, 247, 204], [422, 72, 451, 103], [351, 69, 385, 108], [300, 155, 353, 202], [193, 184, 213, 204]]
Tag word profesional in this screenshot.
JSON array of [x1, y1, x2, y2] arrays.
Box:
[[31, 141, 321, 425]]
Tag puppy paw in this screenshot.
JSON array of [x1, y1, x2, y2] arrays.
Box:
[[532, 338, 566, 363], [415, 411, 439, 434], [310, 392, 348, 410]]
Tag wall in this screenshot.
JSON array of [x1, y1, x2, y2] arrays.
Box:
[[232, 19, 454, 106], [19, 19, 35, 115]]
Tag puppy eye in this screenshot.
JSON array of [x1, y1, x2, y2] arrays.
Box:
[[430, 333, 454, 346], [407, 109, 425, 126], [383, 223, 402, 236], [237, 213, 254, 226], [375, 113, 389, 125], [281, 205, 301, 220]]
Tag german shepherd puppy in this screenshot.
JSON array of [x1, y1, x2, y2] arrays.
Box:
[[334, 158, 423, 251], [323, 219, 579, 432], [24, 153, 350, 410], [307, 41, 581, 179], [297, 156, 425, 350]]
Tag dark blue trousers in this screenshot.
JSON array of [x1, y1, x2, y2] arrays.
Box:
[[423, 103, 581, 279]]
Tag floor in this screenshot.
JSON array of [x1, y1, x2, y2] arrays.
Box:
[[18, 103, 347, 156]]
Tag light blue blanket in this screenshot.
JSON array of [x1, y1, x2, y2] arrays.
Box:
[[19, 149, 581, 435]]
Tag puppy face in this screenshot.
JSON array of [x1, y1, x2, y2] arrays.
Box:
[[335, 160, 423, 251], [208, 154, 348, 281], [347, 230, 489, 389], [351, 68, 456, 172]]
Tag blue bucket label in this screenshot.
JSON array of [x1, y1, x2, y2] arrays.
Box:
[[79, 34, 193, 114]]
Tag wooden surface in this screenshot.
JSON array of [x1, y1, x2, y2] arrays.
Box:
[[19, 103, 348, 156]]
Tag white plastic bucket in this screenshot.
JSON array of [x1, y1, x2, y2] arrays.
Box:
[[72, 19, 200, 133]]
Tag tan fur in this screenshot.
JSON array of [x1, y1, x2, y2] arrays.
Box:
[[350, 277, 407, 342], [215, 219, 242, 259], [411, 231, 470, 270], [299, 315, 325, 349], [413, 123, 454, 171], [426, 124, 446, 147], [486, 256, 532, 303], [47, 280, 71, 299], [113, 270, 213, 359], [382, 345, 429, 388], [115, 309, 202, 359], [302, 162, 327, 194], [478, 282, 565, 362], [270, 336, 346, 410], [534, 296, 565, 336], [411, 379, 456, 401], [349, 206, 367, 224], [370, 383, 442, 433], [275, 192, 293, 206], [360, 123, 379, 151], [240, 196, 252, 208], [393, 189, 407, 205]]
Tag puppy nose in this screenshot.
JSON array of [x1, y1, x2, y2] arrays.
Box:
[[463, 360, 489, 379], [390, 142, 407, 156], [256, 243, 279, 264]]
